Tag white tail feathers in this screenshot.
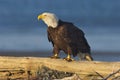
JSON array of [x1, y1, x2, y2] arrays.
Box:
[[78, 52, 93, 61]]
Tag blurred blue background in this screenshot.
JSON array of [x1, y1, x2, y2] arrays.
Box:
[[0, 0, 120, 58]]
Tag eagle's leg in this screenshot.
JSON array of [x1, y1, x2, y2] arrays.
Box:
[[50, 45, 60, 59], [64, 54, 74, 62], [63, 54, 74, 62], [63, 49, 74, 62]]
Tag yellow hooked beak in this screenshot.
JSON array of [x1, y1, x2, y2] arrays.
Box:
[[37, 14, 45, 20]]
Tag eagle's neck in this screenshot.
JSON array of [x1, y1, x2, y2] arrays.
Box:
[[44, 18, 59, 28], [47, 21, 58, 28], [48, 20, 63, 28]]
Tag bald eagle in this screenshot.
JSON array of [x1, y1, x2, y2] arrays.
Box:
[[38, 12, 93, 61]]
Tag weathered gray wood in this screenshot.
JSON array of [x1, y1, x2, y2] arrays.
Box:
[[0, 56, 120, 80]]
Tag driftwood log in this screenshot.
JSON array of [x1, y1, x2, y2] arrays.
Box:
[[0, 56, 120, 80]]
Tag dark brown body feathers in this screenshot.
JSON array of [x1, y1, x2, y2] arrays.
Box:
[[47, 20, 90, 57]]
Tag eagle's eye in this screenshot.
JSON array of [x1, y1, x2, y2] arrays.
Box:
[[44, 15, 47, 16]]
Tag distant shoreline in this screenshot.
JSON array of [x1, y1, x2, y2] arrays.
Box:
[[0, 51, 120, 61], [0, 50, 120, 57]]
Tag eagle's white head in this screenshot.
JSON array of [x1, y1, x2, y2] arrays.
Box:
[[38, 12, 59, 28]]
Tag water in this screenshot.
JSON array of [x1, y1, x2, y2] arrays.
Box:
[[0, 27, 120, 52], [0, 0, 120, 61]]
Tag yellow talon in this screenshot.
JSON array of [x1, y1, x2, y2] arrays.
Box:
[[63, 54, 74, 62], [63, 58, 74, 62]]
